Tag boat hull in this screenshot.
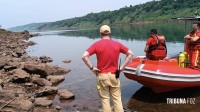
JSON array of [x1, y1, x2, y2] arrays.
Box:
[[125, 73, 200, 93], [123, 57, 200, 93]]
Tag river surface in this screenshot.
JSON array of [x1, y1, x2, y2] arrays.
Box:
[[27, 22, 200, 112]]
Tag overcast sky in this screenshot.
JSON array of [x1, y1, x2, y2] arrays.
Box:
[[0, 0, 151, 28]]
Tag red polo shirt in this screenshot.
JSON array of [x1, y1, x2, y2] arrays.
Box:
[[87, 39, 128, 73]]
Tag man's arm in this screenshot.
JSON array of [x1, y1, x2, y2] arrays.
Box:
[[184, 34, 192, 39], [190, 36, 199, 42], [144, 37, 151, 53], [184, 34, 200, 42], [120, 50, 133, 71], [82, 51, 100, 74], [144, 46, 149, 53]]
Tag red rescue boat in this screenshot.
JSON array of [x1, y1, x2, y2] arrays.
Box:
[[123, 56, 200, 93]]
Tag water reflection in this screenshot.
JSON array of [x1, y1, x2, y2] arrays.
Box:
[[58, 21, 193, 42], [127, 86, 200, 112]]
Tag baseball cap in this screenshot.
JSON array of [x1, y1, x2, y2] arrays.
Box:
[[100, 25, 111, 34]]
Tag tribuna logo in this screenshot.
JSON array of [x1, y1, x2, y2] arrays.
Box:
[[166, 98, 195, 104]]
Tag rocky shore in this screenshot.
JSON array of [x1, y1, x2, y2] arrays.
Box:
[[0, 29, 74, 112]]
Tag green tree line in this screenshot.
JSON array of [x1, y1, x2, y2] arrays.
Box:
[[10, 0, 200, 31]]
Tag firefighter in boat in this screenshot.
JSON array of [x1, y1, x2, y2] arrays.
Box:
[[184, 22, 200, 68], [144, 29, 167, 60]]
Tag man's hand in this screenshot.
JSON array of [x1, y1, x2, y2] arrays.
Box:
[[91, 67, 100, 75], [184, 35, 192, 40], [144, 46, 149, 53]]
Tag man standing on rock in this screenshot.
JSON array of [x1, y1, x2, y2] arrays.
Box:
[[82, 25, 133, 112]]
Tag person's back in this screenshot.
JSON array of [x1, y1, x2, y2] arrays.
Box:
[[88, 39, 127, 73], [144, 29, 167, 60], [82, 25, 133, 112]]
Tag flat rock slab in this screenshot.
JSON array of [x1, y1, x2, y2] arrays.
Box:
[[34, 98, 53, 107], [0, 90, 16, 100], [11, 68, 30, 83], [58, 89, 75, 100], [63, 59, 71, 63], [32, 77, 52, 86], [24, 63, 53, 77], [17, 100, 34, 111], [47, 75, 64, 85], [34, 86, 58, 97], [52, 66, 71, 75]]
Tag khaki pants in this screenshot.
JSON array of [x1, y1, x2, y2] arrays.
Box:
[[96, 73, 123, 112]]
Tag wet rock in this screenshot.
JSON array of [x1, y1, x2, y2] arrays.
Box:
[[27, 41, 36, 46], [32, 107, 57, 112], [10, 51, 18, 57], [12, 57, 22, 63], [55, 105, 61, 110], [24, 63, 53, 78], [32, 77, 52, 86], [20, 54, 29, 62], [58, 89, 75, 100], [17, 100, 34, 111], [4, 65, 17, 72], [25, 83, 34, 87], [0, 79, 3, 85], [34, 86, 58, 97], [0, 79, 2, 90], [30, 96, 35, 103], [21, 30, 30, 39], [63, 59, 71, 63], [39, 55, 53, 63], [6, 44, 16, 49], [32, 74, 41, 79], [11, 68, 30, 83], [30, 33, 40, 37], [52, 65, 71, 75], [0, 59, 7, 69], [0, 90, 16, 99], [34, 97, 53, 107], [29, 56, 39, 61], [7, 61, 20, 66], [16, 49, 26, 57], [20, 100, 34, 111], [21, 30, 30, 35], [6, 61, 20, 71], [47, 75, 64, 85]]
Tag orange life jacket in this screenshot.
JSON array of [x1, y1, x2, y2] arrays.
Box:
[[147, 35, 167, 60], [188, 31, 200, 50]]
